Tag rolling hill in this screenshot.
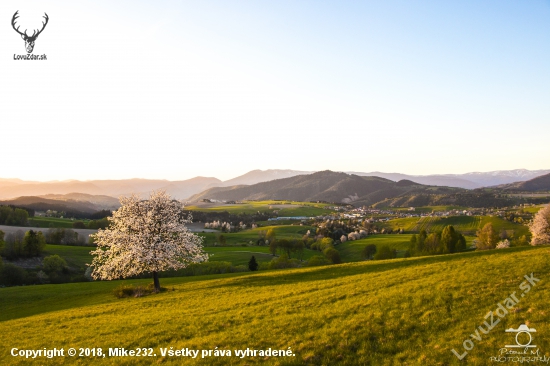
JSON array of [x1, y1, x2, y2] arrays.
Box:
[[0, 177, 221, 200], [188, 171, 465, 206], [0, 195, 115, 216], [494, 172, 550, 192]]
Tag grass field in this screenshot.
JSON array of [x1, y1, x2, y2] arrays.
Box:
[[1, 246, 548, 365], [43, 243, 319, 271], [186, 201, 333, 217], [338, 234, 413, 261], [519, 205, 546, 214], [200, 225, 314, 246], [44, 245, 94, 271], [27, 217, 80, 229], [392, 206, 467, 213], [382, 215, 530, 237]]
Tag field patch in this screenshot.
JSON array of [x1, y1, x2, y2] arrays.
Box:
[[382, 215, 528, 236], [338, 234, 413, 261]]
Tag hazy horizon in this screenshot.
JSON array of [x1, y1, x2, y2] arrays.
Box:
[[1, 167, 550, 183]]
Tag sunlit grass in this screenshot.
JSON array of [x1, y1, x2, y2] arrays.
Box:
[[1, 246, 548, 365]]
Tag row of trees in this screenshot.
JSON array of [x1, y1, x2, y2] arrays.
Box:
[[0, 206, 29, 226], [0, 254, 72, 287], [0, 229, 47, 259], [45, 228, 87, 245], [269, 238, 306, 260], [409, 226, 467, 256], [72, 218, 110, 230]]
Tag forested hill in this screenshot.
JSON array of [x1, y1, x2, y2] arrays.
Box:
[[493, 172, 550, 192], [189, 171, 461, 205], [189, 171, 548, 208]]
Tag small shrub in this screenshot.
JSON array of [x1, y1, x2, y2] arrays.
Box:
[[145, 282, 166, 293], [72, 221, 86, 229], [361, 244, 377, 260], [113, 284, 136, 298], [307, 255, 330, 266], [36, 270, 49, 284], [496, 239, 510, 249], [43, 255, 67, 274], [0, 263, 27, 286], [84, 267, 94, 281], [268, 254, 301, 269], [112, 283, 163, 298], [232, 265, 249, 273], [374, 245, 397, 260], [323, 247, 342, 264], [133, 286, 146, 297]]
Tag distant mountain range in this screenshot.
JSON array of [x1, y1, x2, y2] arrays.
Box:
[[0, 169, 549, 214], [0, 177, 221, 201], [2, 169, 549, 201], [348, 169, 550, 189]]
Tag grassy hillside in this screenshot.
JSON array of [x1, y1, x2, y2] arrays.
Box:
[[338, 234, 413, 261], [44, 243, 318, 270], [28, 217, 80, 228], [200, 225, 313, 246], [186, 201, 334, 216], [0, 246, 548, 365], [382, 215, 529, 236]]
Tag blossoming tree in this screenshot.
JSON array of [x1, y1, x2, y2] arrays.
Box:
[[89, 190, 207, 292], [529, 204, 550, 245]]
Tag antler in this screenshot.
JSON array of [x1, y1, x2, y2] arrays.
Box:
[[32, 13, 49, 39], [11, 11, 26, 37], [11, 11, 49, 39]]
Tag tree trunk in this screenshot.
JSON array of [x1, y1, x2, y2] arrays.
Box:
[[152, 271, 160, 293]]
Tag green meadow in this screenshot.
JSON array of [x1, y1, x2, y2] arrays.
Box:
[[27, 217, 79, 229], [382, 215, 529, 236], [200, 225, 314, 246], [44, 243, 319, 270], [1, 246, 549, 365], [186, 201, 334, 217], [338, 234, 413, 261]]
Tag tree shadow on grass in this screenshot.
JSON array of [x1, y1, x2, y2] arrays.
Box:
[[202, 246, 538, 291]]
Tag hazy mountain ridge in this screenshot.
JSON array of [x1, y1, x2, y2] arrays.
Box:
[[0, 177, 221, 200], [349, 169, 550, 189], [1, 169, 549, 209], [0, 196, 109, 215], [188, 171, 465, 205], [492, 172, 550, 192], [217, 169, 311, 187]]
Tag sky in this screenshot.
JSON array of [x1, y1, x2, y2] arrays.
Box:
[[1, 0, 549, 182]]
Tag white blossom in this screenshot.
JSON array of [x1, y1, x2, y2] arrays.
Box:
[[89, 191, 207, 284], [529, 204, 550, 245], [496, 239, 510, 249]]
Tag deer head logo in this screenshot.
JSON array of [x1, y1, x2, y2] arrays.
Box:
[[12, 11, 49, 54]]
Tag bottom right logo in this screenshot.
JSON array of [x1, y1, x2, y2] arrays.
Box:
[[490, 324, 549, 363]]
